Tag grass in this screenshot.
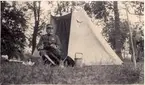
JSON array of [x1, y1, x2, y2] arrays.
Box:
[[0, 57, 144, 84]]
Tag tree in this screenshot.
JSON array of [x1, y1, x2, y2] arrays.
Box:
[[125, 3, 137, 68], [113, 1, 123, 60], [26, 1, 41, 54], [32, 1, 41, 54], [122, 1, 144, 65], [1, 1, 27, 59], [102, 20, 129, 50]]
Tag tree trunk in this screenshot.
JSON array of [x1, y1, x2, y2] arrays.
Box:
[[125, 4, 137, 68], [31, 1, 41, 54], [32, 21, 38, 54], [0, 2, 1, 62], [113, 1, 123, 60]]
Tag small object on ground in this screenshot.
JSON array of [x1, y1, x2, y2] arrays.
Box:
[[59, 60, 65, 68], [75, 52, 83, 67], [2, 55, 9, 60], [8, 58, 35, 66], [22, 59, 35, 66], [9, 59, 23, 63]]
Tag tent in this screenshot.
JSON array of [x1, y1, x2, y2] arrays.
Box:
[[33, 7, 123, 65]]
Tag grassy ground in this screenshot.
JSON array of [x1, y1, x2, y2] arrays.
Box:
[[0, 57, 144, 84]]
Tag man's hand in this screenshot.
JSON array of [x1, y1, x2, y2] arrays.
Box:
[[50, 44, 57, 49], [38, 45, 44, 51]]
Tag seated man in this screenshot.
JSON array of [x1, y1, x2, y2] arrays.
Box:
[[37, 24, 62, 65]]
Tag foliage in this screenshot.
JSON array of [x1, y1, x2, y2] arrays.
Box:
[[129, 23, 144, 61], [128, 1, 144, 15], [84, 1, 113, 22], [55, 1, 70, 15], [102, 20, 129, 50], [54, 1, 86, 16], [90, 1, 107, 19], [1, 1, 27, 57], [122, 1, 144, 61]]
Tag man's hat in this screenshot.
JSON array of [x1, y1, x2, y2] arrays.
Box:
[[46, 24, 53, 29]]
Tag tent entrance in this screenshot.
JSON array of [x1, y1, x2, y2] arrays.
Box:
[[51, 13, 72, 59]]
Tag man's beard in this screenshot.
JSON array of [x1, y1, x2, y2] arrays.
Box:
[[48, 32, 54, 35]]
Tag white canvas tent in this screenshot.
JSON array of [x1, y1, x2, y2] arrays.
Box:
[[33, 7, 123, 65]]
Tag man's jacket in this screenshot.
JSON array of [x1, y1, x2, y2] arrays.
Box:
[[37, 34, 61, 51]]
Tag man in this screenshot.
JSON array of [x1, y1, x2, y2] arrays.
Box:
[[37, 24, 62, 65]]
